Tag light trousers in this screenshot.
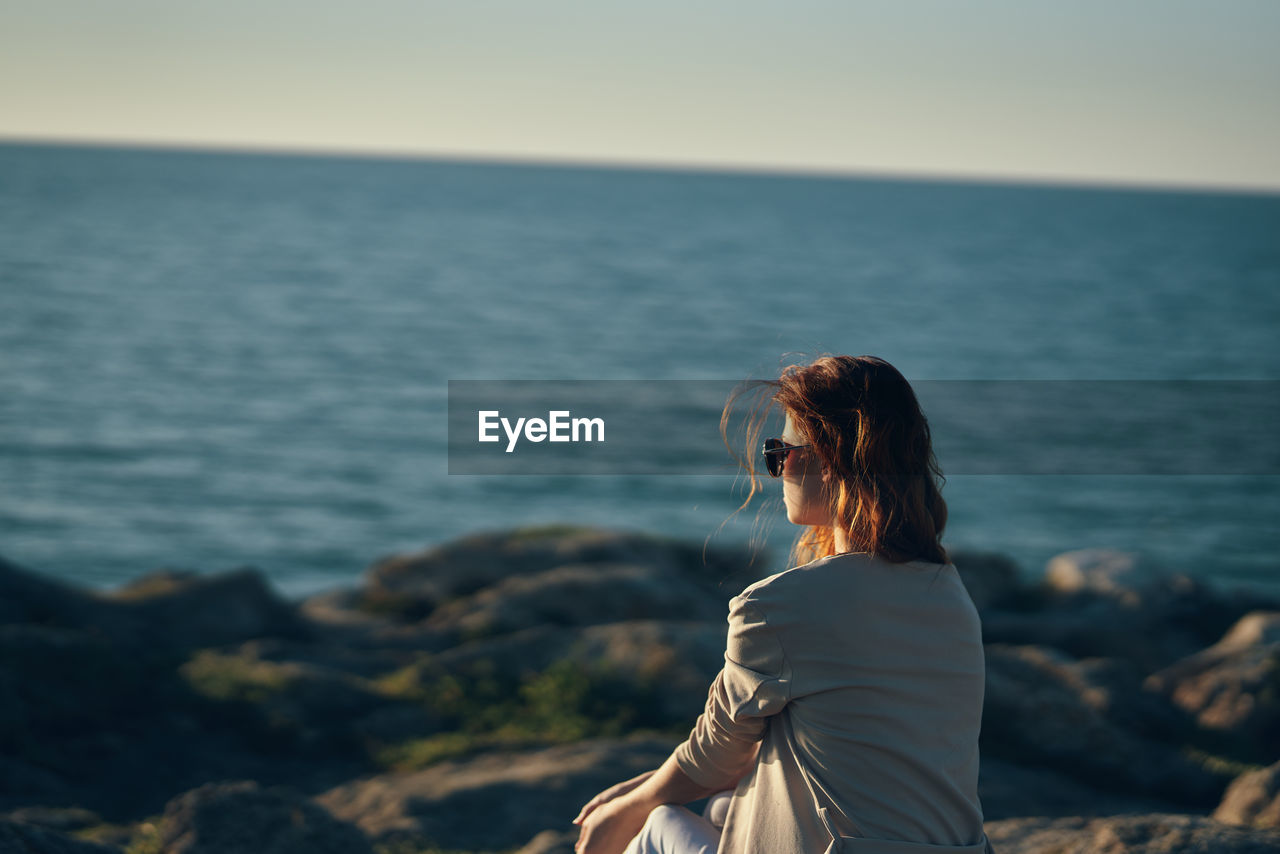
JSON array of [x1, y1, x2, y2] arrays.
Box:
[[621, 790, 733, 854]]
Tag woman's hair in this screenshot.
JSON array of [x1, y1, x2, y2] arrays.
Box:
[[721, 354, 949, 569]]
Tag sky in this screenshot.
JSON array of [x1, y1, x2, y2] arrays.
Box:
[[2, 0, 1279, 191]]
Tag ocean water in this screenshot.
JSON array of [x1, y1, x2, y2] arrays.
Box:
[[1, 142, 1277, 600]]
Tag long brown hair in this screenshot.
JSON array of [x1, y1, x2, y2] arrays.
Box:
[[721, 354, 949, 569]]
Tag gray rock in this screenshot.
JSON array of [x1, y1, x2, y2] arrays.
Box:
[[221, 636, 413, 682], [1214, 760, 1280, 829], [1044, 549, 1168, 600], [977, 758, 1181, 821], [981, 644, 1223, 805], [423, 563, 725, 640], [983, 554, 1279, 674], [316, 735, 674, 851], [0, 623, 158, 750], [176, 643, 415, 753], [0, 555, 136, 641], [515, 828, 579, 854], [156, 780, 372, 854], [0, 820, 120, 853], [563, 620, 725, 720], [0, 806, 101, 833], [0, 755, 73, 807], [949, 549, 1029, 612], [1144, 612, 1280, 762], [15, 526, 1280, 852], [103, 567, 311, 652], [361, 526, 758, 621], [296, 588, 399, 640], [430, 619, 724, 721], [1, 553, 310, 655], [983, 812, 1280, 853], [0, 617, 376, 819]]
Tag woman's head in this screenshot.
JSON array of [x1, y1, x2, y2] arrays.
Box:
[[723, 354, 949, 568]]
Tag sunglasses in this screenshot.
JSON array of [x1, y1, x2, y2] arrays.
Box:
[[762, 437, 813, 477]]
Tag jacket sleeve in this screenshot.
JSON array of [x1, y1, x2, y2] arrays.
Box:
[[672, 590, 793, 791]]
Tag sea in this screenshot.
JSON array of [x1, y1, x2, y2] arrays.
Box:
[[1, 141, 1277, 602]]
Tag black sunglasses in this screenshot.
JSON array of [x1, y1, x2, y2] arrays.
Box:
[[762, 437, 813, 477]]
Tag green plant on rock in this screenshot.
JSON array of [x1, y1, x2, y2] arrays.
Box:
[[369, 656, 670, 772], [179, 650, 297, 704], [175, 650, 312, 752], [120, 815, 164, 854], [1179, 744, 1265, 780], [512, 659, 637, 741]]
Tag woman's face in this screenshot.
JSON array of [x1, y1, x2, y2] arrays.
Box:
[[780, 413, 832, 527]]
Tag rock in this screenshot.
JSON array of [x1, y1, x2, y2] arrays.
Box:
[[428, 623, 580, 675], [0, 755, 73, 807], [1144, 612, 1280, 762], [981, 644, 1223, 806], [176, 645, 406, 754], [1, 553, 311, 656], [0, 806, 101, 832], [1025, 653, 1193, 743], [221, 637, 412, 682], [0, 820, 121, 853], [981, 608, 1188, 678], [156, 780, 372, 854], [561, 621, 725, 719], [0, 619, 375, 821], [1218, 612, 1280, 649], [430, 619, 724, 721], [982, 812, 1280, 853], [949, 549, 1028, 612], [361, 526, 758, 622], [0, 555, 135, 641], [317, 735, 674, 851], [297, 588, 395, 633], [977, 758, 1181, 821], [516, 828, 579, 854], [0, 623, 159, 753], [423, 563, 726, 640], [1214, 760, 1280, 829], [15, 527, 1280, 852], [1044, 549, 1167, 600], [983, 554, 1280, 674], [103, 567, 312, 652]]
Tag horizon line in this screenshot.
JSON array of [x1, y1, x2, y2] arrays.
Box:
[[3, 133, 1279, 198]]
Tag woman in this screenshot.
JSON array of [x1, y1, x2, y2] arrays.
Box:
[[572, 355, 993, 854]]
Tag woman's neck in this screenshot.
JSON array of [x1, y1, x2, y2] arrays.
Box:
[[832, 524, 851, 554]]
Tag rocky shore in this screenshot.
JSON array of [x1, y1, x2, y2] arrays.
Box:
[[2, 526, 1279, 853]]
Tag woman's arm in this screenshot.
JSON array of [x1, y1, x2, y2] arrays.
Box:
[[573, 751, 755, 854], [572, 769, 656, 826], [573, 743, 755, 827], [576, 590, 783, 851], [627, 750, 735, 809]]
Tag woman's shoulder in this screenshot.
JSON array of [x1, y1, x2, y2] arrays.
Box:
[[736, 552, 872, 599], [736, 551, 953, 602]]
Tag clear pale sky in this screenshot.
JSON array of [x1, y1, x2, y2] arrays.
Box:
[[3, 0, 1278, 190]]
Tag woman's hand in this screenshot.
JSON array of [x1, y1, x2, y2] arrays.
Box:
[[573, 793, 654, 854], [572, 769, 657, 827]]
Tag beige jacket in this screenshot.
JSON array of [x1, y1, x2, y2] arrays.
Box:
[[672, 551, 993, 854]]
